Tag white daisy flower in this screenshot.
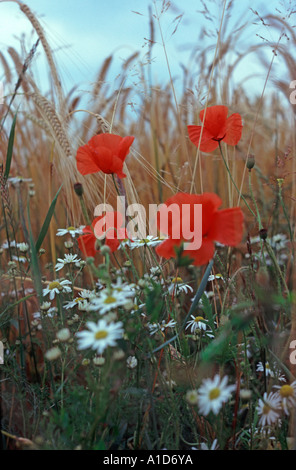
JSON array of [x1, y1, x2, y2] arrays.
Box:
[[76, 319, 124, 355], [208, 273, 224, 282], [186, 315, 208, 333], [126, 356, 138, 369], [8, 176, 32, 185], [256, 392, 281, 426], [1, 240, 16, 249], [167, 277, 194, 295], [273, 381, 296, 415], [147, 319, 177, 335], [12, 255, 27, 263], [256, 361, 285, 381], [64, 296, 87, 310], [198, 375, 236, 416], [56, 226, 84, 238], [129, 236, 163, 249], [42, 279, 72, 300], [110, 277, 136, 298], [270, 233, 288, 250], [88, 289, 127, 314], [17, 242, 29, 253], [55, 253, 81, 271]]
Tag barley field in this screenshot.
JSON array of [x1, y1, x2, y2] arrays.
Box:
[[0, 0, 296, 452]]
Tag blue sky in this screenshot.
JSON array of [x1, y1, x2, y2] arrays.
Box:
[[0, 0, 294, 105]]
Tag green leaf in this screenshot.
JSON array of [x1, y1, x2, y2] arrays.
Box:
[[4, 112, 18, 179], [35, 184, 63, 253]]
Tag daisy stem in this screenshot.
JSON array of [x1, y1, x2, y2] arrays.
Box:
[[218, 143, 256, 218], [248, 170, 263, 230]]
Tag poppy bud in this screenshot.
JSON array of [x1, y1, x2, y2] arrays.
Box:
[[74, 182, 83, 197], [246, 154, 255, 170], [259, 228, 268, 240]]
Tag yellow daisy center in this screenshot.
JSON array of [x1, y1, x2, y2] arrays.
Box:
[[103, 295, 117, 304], [263, 404, 271, 415], [280, 385, 294, 398], [75, 297, 83, 303], [194, 316, 205, 323], [209, 388, 220, 400], [95, 330, 108, 340], [67, 226, 75, 231], [49, 281, 61, 290], [172, 277, 183, 283]]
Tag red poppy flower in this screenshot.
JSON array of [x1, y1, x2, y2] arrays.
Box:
[[77, 212, 127, 257], [187, 105, 242, 153], [156, 192, 244, 266], [76, 133, 134, 178]]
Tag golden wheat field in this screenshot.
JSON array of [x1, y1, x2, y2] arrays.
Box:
[[0, 0, 296, 454]]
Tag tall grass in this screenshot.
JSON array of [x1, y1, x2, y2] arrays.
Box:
[[0, 0, 295, 450]]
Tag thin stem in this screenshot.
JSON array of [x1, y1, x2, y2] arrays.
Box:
[[219, 142, 256, 218]]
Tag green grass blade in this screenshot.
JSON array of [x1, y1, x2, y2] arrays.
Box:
[[27, 200, 43, 303], [4, 112, 18, 179], [35, 184, 63, 253]]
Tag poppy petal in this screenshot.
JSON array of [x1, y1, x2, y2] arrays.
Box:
[[93, 147, 124, 175], [155, 238, 181, 259], [207, 207, 244, 245], [223, 113, 243, 146], [89, 133, 122, 154], [77, 233, 97, 257], [199, 105, 228, 139], [185, 238, 215, 266], [76, 144, 101, 175], [118, 136, 135, 161], [187, 125, 219, 152]]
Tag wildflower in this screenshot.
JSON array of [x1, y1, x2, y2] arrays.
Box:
[[1, 240, 16, 249], [17, 242, 29, 253], [167, 277, 193, 295], [147, 319, 177, 336], [126, 356, 138, 369], [187, 105, 242, 153], [12, 255, 27, 263], [185, 389, 199, 405], [45, 347, 62, 361], [76, 133, 134, 179], [8, 176, 32, 185], [76, 319, 124, 355], [42, 279, 72, 300], [78, 213, 127, 257], [56, 226, 84, 238], [55, 254, 81, 272], [256, 361, 285, 381], [88, 288, 129, 315], [208, 273, 224, 282], [256, 392, 281, 426], [56, 328, 71, 342], [198, 375, 235, 416], [186, 315, 208, 333], [129, 236, 162, 249], [156, 192, 244, 266], [93, 356, 105, 366], [40, 301, 51, 312], [273, 381, 296, 415]]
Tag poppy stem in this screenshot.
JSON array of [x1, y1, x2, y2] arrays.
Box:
[[218, 143, 256, 218]]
